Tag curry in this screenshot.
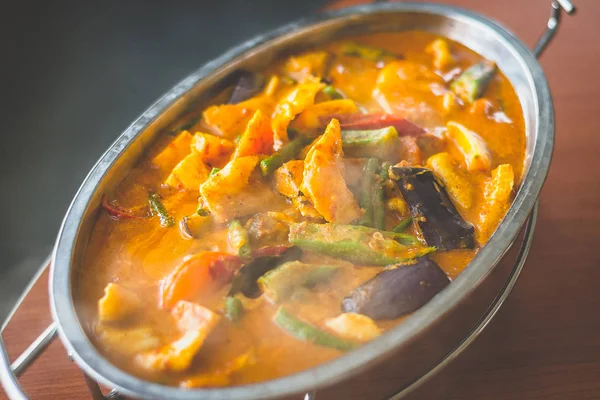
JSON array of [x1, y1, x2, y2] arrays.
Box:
[[77, 31, 525, 388]]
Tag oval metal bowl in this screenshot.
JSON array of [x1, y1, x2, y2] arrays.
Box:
[[48, 3, 554, 400]]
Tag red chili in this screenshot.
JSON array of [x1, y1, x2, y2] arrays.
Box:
[[101, 196, 147, 220], [322, 113, 426, 137], [209, 255, 244, 284], [251, 245, 291, 258]]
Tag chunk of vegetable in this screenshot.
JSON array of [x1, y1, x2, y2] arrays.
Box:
[[273, 160, 320, 218], [341, 127, 399, 159], [199, 156, 260, 222], [390, 166, 474, 251], [477, 164, 514, 243], [425, 38, 455, 70], [136, 301, 220, 372], [165, 151, 210, 190], [335, 113, 426, 137], [322, 85, 344, 100], [98, 283, 141, 323], [273, 160, 304, 197], [97, 326, 160, 356], [284, 51, 332, 82], [293, 99, 357, 131], [180, 348, 256, 388], [232, 109, 274, 159], [274, 307, 358, 351], [325, 313, 382, 342], [341, 41, 398, 61], [342, 257, 450, 320], [450, 60, 497, 103], [271, 78, 325, 145], [227, 70, 264, 105], [228, 220, 252, 259], [179, 214, 212, 239], [397, 136, 423, 165], [445, 122, 491, 172], [392, 216, 413, 233], [289, 222, 434, 265], [260, 136, 311, 176], [357, 158, 379, 227], [372, 162, 388, 230], [203, 96, 275, 140], [258, 261, 339, 303], [224, 296, 244, 322], [427, 152, 473, 209], [302, 119, 362, 223], [149, 193, 174, 228], [191, 132, 235, 166], [229, 246, 303, 298], [161, 252, 243, 310], [152, 131, 193, 170]]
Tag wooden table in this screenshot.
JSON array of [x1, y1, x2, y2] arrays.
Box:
[[2, 0, 599, 398]]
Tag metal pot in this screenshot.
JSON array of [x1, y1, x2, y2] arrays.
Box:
[[0, 1, 576, 399]]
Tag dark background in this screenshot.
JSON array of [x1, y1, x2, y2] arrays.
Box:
[[0, 0, 326, 319]]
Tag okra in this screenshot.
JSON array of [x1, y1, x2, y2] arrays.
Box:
[[341, 126, 398, 158], [450, 61, 497, 103], [149, 193, 174, 227], [258, 261, 339, 303], [392, 216, 413, 233], [322, 85, 344, 100], [357, 158, 379, 227], [228, 220, 252, 259], [260, 136, 311, 176], [224, 296, 244, 322], [289, 222, 434, 266], [274, 307, 358, 351], [372, 163, 388, 230]]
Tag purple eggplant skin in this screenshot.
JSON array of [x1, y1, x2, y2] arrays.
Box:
[[391, 166, 475, 251], [341, 257, 450, 320], [227, 70, 265, 104]]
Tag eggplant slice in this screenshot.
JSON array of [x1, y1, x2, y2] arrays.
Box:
[[341, 257, 450, 320], [391, 166, 474, 251], [227, 70, 265, 104]]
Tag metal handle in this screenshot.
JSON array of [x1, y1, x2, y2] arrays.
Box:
[[533, 0, 576, 57]]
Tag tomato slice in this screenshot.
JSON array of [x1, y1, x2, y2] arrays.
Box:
[[161, 252, 242, 310]]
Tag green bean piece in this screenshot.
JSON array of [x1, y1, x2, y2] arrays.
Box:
[[274, 307, 358, 351], [196, 198, 210, 216], [259, 136, 311, 176], [224, 296, 244, 322], [357, 158, 379, 226], [148, 193, 174, 227], [289, 222, 434, 265], [322, 85, 344, 100], [228, 220, 252, 259], [392, 216, 413, 233]]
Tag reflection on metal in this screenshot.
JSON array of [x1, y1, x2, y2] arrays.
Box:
[[388, 203, 539, 399], [11, 323, 57, 376], [533, 0, 577, 57]]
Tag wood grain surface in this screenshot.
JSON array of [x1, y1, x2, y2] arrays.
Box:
[[2, 0, 599, 399]]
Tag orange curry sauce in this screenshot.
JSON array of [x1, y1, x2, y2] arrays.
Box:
[[76, 31, 525, 387]]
